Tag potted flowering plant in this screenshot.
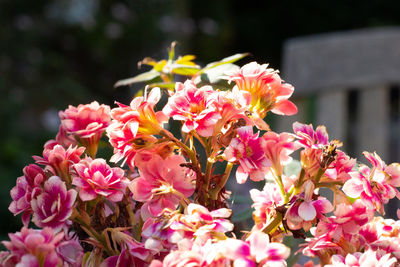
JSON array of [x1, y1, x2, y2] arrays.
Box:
[[2, 43, 400, 267]]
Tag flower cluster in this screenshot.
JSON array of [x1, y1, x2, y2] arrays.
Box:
[[3, 46, 400, 266]]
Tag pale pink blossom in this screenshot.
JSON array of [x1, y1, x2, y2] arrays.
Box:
[[326, 249, 397, 267], [168, 204, 233, 247], [225, 62, 297, 119], [56, 232, 84, 267], [359, 217, 400, 260], [262, 131, 299, 177], [129, 154, 195, 219], [2, 227, 64, 267], [162, 80, 221, 137], [225, 126, 271, 184], [285, 181, 333, 231], [33, 144, 85, 182], [343, 151, 400, 214], [72, 158, 128, 202], [246, 231, 290, 267], [9, 164, 46, 225], [250, 183, 283, 229], [31, 176, 77, 231], [318, 200, 373, 238]]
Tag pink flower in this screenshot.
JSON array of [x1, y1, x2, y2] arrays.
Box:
[[285, 181, 333, 231], [72, 158, 128, 202], [2, 227, 64, 267], [162, 80, 221, 137], [224, 126, 271, 184], [293, 122, 329, 149], [31, 176, 77, 231], [107, 123, 158, 169], [262, 131, 299, 177], [107, 87, 168, 168], [246, 231, 290, 267], [56, 232, 84, 267], [225, 62, 297, 119], [250, 183, 283, 229], [9, 164, 46, 225], [33, 144, 85, 182], [326, 249, 397, 267], [59, 101, 111, 156], [343, 151, 400, 214], [313, 200, 373, 250], [169, 204, 233, 246], [129, 153, 195, 219], [323, 150, 355, 183], [109, 87, 167, 137]]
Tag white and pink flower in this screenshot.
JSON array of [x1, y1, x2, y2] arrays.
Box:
[[129, 153, 195, 219], [31, 176, 77, 231], [162, 80, 221, 137], [9, 164, 46, 225], [72, 157, 128, 202], [225, 62, 297, 119], [59, 101, 111, 156], [343, 151, 400, 214], [33, 144, 85, 182], [225, 126, 271, 184], [2, 227, 65, 267]]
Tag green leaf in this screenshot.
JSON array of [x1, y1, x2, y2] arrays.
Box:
[[198, 52, 249, 75], [194, 63, 239, 85], [114, 70, 160, 88], [147, 82, 176, 89], [170, 64, 200, 76]]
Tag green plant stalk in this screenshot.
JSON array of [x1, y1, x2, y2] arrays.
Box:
[[74, 216, 114, 256], [314, 168, 325, 185], [210, 162, 233, 200], [262, 212, 283, 235]]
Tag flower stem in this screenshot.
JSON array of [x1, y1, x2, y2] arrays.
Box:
[[210, 162, 233, 200], [262, 212, 283, 235]]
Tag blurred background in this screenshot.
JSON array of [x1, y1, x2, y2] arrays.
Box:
[[1, 0, 400, 239]]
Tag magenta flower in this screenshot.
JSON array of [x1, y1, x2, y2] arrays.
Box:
[[59, 101, 111, 156], [162, 80, 221, 137], [2, 227, 64, 267], [293, 122, 329, 149], [72, 158, 128, 202], [9, 164, 46, 225], [343, 151, 400, 214], [225, 61, 297, 119], [129, 154, 195, 219], [33, 144, 85, 182], [225, 126, 271, 184], [323, 150, 356, 183], [31, 176, 77, 231]]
